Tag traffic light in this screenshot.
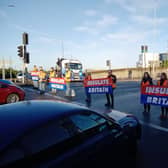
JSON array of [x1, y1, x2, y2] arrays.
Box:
[[24, 52, 30, 64], [141, 45, 148, 53], [17, 45, 23, 57], [141, 46, 144, 53], [145, 45, 148, 52], [23, 32, 28, 45]]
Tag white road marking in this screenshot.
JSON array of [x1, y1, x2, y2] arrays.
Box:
[[140, 121, 168, 133], [24, 87, 168, 133]]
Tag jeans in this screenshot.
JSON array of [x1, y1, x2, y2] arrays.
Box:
[[106, 93, 114, 108], [51, 88, 57, 93], [144, 104, 150, 112], [39, 82, 46, 93], [66, 82, 71, 96]]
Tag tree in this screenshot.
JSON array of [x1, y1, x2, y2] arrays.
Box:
[[160, 60, 168, 68], [0, 68, 19, 79]]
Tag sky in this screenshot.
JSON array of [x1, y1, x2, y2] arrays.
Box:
[[0, 0, 168, 70]]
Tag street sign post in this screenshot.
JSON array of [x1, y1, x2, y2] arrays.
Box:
[[106, 60, 111, 70]]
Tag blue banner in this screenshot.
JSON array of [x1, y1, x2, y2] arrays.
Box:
[[141, 85, 168, 107], [85, 86, 113, 94], [49, 83, 66, 91], [32, 76, 39, 81], [141, 94, 168, 107]]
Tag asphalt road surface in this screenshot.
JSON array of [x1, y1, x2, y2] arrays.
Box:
[[23, 81, 168, 168]]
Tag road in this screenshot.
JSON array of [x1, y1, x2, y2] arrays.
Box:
[[23, 81, 168, 168]]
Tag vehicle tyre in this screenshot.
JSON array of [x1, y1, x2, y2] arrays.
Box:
[[6, 94, 20, 103]]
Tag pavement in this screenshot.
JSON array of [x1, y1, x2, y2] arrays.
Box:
[[22, 81, 168, 168]]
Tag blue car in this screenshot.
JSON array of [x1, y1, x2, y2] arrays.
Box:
[[0, 100, 141, 168]]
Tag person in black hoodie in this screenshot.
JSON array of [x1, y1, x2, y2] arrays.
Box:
[[141, 72, 153, 113], [105, 70, 117, 108]]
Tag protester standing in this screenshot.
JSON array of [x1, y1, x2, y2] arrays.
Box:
[[56, 58, 62, 77], [49, 67, 56, 93], [141, 72, 153, 113], [84, 72, 92, 103], [157, 72, 168, 118], [38, 66, 47, 94], [105, 70, 117, 108], [65, 67, 71, 96], [32, 65, 39, 89], [49, 67, 56, 78]]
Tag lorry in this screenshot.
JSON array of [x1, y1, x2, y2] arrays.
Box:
[[56, 58, 83, 81]]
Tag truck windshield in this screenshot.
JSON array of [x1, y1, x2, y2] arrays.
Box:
[[69, 63, 82, 70]]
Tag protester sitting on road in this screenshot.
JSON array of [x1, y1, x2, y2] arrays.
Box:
[[38, 66, 47, 94], [141, 72, 153, 113], [84, 72, 92, 103], [157, 72, 168, 119], [105, 70, 117, 108]]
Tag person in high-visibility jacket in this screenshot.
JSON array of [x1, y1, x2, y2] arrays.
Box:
[[105, 70, 117, 108], [65, 68, 71, 96], [49, 67, 56, 78], [33, 65, 38, 71], [84, 72, 92, 103], [32, 65, 39, 89], [157, 72, 168, 118], [49, 67, 56, 93], [38, 66, 47, 94], [141, 72, 153, 113]]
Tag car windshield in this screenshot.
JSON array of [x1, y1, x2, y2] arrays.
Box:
[[69, 63, 82, 70], [17, 73, 25, 76], [69, 112, 107, 132]]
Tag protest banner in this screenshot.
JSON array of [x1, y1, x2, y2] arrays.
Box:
[[49, 78, 66, 91], [141, 85, 168, 107], [84, 78, 113, 94], [31, 71, 39, 81]]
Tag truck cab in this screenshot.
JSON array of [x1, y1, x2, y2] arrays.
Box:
[[61, 59, 83, 81]]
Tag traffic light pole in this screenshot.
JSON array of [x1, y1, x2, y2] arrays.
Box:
[[17, 32, 29, 84], [22, 44, 27, 84], [22, 62, 25, 84]]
